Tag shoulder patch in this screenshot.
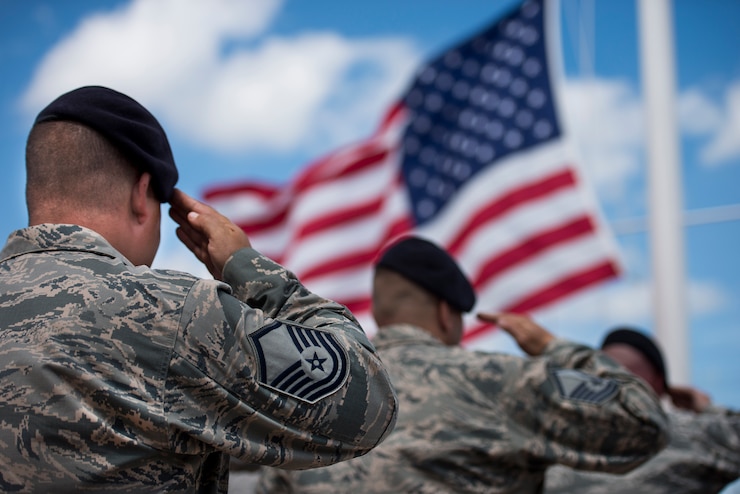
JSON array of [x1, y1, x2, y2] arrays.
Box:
[[550, 369, 619, 405], [249, 321, 349, 403]]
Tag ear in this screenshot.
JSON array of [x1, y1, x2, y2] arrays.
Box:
[[437, 300, 463, 346], [436, 300, 456, 344], [130, 172, 153, 224]]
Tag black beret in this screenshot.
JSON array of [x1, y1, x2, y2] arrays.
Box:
[[376, 236, 476, 312], [601, 327, 668, 385], [34, 86, 178, 202]]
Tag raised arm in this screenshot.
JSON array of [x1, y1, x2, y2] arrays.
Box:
[[166, 189, 398, 468], [480, 311, 669, 473]]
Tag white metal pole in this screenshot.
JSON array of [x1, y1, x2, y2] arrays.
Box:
[[637, 0, 689, 385]]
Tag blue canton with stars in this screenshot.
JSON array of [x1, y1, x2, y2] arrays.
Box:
[[400, 0, 561, 225]]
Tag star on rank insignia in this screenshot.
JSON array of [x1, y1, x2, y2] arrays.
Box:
[[249, 320, 349, 403]]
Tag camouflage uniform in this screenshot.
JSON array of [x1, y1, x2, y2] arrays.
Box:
[[257, 323, 669, 494], [0, 224, 398, 493], [546, 406, 740, 493]]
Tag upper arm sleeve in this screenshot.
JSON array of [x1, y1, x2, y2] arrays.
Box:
[[506, 340, 669, 473], [164, 249, 398, 469]]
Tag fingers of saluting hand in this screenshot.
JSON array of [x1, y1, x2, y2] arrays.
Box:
[[168, 189, 217, 270], [476, 312, 500, 325], [476, 311, 554, 356], [173, 220, 206, 260], [167, 188, 252, 281], [169, 188, 211, 216], [168, 207, 196, 243], [169, 190, 209, 233], [168, 192, 207, 252]]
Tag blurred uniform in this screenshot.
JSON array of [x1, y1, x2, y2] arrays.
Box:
[[258, 326, 669, 493], [0, 87, 397, 494], [546, 406, 740, 493], [546, 328, 740, 494], [257, 237, 668, 494]]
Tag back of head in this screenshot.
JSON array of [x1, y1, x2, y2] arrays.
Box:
[[27, 86, 178, 222], [372, 267, 440, 327], [372, 236, 476, 328], [26, 121, 137, 221]]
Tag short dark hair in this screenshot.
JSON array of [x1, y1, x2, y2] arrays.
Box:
[[26, 120, 139, 215]]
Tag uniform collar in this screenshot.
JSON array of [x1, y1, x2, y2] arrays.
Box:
[[0, 223, 131, 266], [372, 323, 444, 350]]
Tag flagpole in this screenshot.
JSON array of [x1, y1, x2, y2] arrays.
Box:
[[637, 0, 689, 385]]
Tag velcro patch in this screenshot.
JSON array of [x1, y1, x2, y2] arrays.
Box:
[[249, 320, 349, 403], [550, 369, 618, 405]]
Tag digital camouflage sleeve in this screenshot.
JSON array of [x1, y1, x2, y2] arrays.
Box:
[[257, 324, 668, 493], [546, 406, 740, 494], [0, 224, 398, 493]]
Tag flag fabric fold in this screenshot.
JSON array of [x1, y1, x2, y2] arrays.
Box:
[[203, 0, 621, 342]]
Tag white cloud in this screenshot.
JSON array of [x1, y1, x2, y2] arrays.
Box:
[[192, 34, 417, 152], [678, 87, 723, 135], [195, 33, 361, 150], [23, 0, 281, 110], [531, 276, 727, 336], [21, 0, 420, 155], [697, 82, 740, 166], [675, 83, 740, 166], [560, 78, 740, 209], [560, 78, 740, 208], [562, 78, 645, 204]]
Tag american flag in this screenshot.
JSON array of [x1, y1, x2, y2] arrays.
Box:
[[203, 0, 621, 343]]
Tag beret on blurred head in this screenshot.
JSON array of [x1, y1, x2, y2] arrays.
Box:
[[601, 327, 668, 385], [34, 85, 178, 202], [375, 236, 476, 312]]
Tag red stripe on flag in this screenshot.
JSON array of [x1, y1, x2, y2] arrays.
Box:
[[236, 209, 288, 234], [462, 260, 620, 343], [386, 216, 414, 243], [342, 297, 373, 317], [300, 248, 380, 282], [221, 147, 393, 236], [203, 182, 281, 202], [299, 214, 414, 282], [295, 197, 385, 240], [505, 260, 620, 314], [447, 168, 577, 255], [294, 147, 391, 192], [472, 215, 598, 287], [377, 102, 406, 134]]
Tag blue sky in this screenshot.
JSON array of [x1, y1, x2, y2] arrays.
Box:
[[1, 0, 739, 411]]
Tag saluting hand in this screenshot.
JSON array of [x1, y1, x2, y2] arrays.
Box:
[[476, 312, 555, 356], [667, 385, 712, 413], [168, 188, 252, 280]]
